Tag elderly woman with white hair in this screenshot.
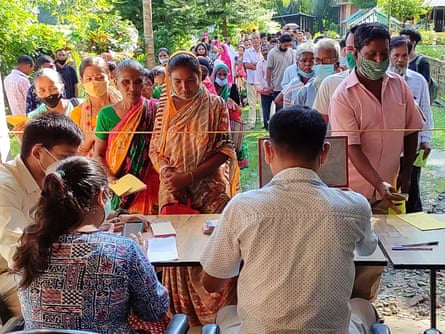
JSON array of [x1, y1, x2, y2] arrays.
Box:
[[285, 38, 341, 108]]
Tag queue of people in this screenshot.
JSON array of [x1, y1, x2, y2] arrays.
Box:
[[0, 21, 435, 334]]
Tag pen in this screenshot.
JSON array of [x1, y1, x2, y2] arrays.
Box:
[[392, 246, 433, 251], [399, 241, 439, 247]]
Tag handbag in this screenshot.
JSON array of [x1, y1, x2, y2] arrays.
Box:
[[160, 199, 200, 215]]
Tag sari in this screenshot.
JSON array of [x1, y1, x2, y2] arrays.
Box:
[[106, 97, 159, 215], [71, 88, 121, 157], [217, 44, 233, 86], [149, 79, 239, 325]]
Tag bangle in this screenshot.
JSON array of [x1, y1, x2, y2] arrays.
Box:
[[189, 171, 194, 183]]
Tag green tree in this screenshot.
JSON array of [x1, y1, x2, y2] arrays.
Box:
[[0, 0, 66, 74], [350, 0, 376, 9], [377, 0, 427, 22]]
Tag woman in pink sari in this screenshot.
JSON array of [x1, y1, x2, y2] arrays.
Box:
[[217, 44, 233, 85]]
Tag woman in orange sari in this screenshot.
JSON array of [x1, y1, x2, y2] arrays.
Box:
[[94, 59, 159, 215], [71, 56, 121, 157], [149, 52, 239, 325]]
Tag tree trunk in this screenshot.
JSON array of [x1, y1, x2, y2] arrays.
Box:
[[222, 0, 228, 37], [142, 0, 155, 68]]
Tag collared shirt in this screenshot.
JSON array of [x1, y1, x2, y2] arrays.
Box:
[[403, 69, 433, 144], [243, 47, 262, 84], [328, 70, 425, 199], [0, 73, 10, 162], [313, 70, 349, 115], [4, 69, 31, 115], [0, 156, 40, 271], [201, 167, 377, 334], [255, 59, 268, 91], [267, 47, 296, 91], [288, 79, 318, 107], [281, 64, 298, 89], [283, 76, 313, 107]]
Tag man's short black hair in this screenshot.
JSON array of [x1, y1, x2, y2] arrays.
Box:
[[344, 25, 358, 43], [36, 55, 54, 68], [269, 106, 327, 162], [260, 32, 266, 38], [17, 55, 34, 66], [390, 36, 413, 55], [339, 39, 346, 49], [279, 34, 293, 44], [21, 113, 83, 160], [354, 23, 390, 51], [399, 28, 422, 44]]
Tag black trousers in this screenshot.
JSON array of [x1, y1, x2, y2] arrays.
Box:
[[400, 156, 423, 213]]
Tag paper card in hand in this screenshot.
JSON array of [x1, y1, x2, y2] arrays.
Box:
[[6, 115, 29, 126], [109, 174, 147, 196], [151, 221, 176, 237]]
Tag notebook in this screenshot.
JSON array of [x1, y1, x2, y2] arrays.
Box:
[[109, 174, 146, 196], [150, 221, 177, 237]]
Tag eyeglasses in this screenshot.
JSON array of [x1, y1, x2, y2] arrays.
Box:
[[314, 57, 338, 65]]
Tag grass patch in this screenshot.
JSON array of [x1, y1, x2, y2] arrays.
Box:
[[239, 104, 268, 191], [431, 105, 445, 149]]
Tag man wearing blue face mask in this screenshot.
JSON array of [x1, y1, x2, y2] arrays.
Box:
[[286, 38, 340, 108], [314, 27, 357, 122], [329, 23, 424, 302]]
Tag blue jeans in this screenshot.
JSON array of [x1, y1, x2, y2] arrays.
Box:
[[260, 94, 274, 130]]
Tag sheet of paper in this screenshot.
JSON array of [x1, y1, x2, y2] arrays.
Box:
[[151, 221, 176, 237], [397, 212, 445, 231], [148, 236, 178, 262], [109, 174, 146, 196]]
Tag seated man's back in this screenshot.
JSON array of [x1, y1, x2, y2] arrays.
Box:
[[201, 107, 377, 333]]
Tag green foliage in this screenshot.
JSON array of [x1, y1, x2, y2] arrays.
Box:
[[377, 0, 427, 22], [431, 106, 445, 150], [311, 0, 338, 32], [0, 0, 66, 74], [351, 0, 376, 9]]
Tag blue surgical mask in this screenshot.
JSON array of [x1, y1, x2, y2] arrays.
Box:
[[298, 68, 314, 79], [215, 77, 228, 87], [209, 53, 217, 60], [313, 64, 336, 81]]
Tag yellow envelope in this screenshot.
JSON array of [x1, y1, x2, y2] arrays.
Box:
[[6, 115, 29, 126], [109, 174, 146, 196]]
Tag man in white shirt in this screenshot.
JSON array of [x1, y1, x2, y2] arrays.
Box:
[[243, 32, 262, 129], [4, 55, 34, 115], [0, 113, 82, 321], [201, 106, 378, 334], [0, 72, 10, 162], [388, 36, 433, 213]]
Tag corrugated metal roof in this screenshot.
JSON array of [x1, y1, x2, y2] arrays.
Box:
[[342, 7, 402, 25]]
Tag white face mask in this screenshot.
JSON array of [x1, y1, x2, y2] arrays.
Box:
[[38, 147, 59, 174], [103, 198, 112, 221], [159, 58, 169, 65]]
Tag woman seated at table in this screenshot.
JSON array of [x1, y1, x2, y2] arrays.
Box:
[[94, 59, 159, 215], [149, 51, 239, 325], [13, 156, 169, 333], [29, 68, 79, 118], [71, 56, 121, 157]]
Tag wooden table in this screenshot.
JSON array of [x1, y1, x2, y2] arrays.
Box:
[[373, 214, 445, 330], [144, 214, 387, 267]]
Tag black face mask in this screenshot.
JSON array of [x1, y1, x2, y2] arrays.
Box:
[[41, 93, 62, 108], [56, 59, 67, 65]]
